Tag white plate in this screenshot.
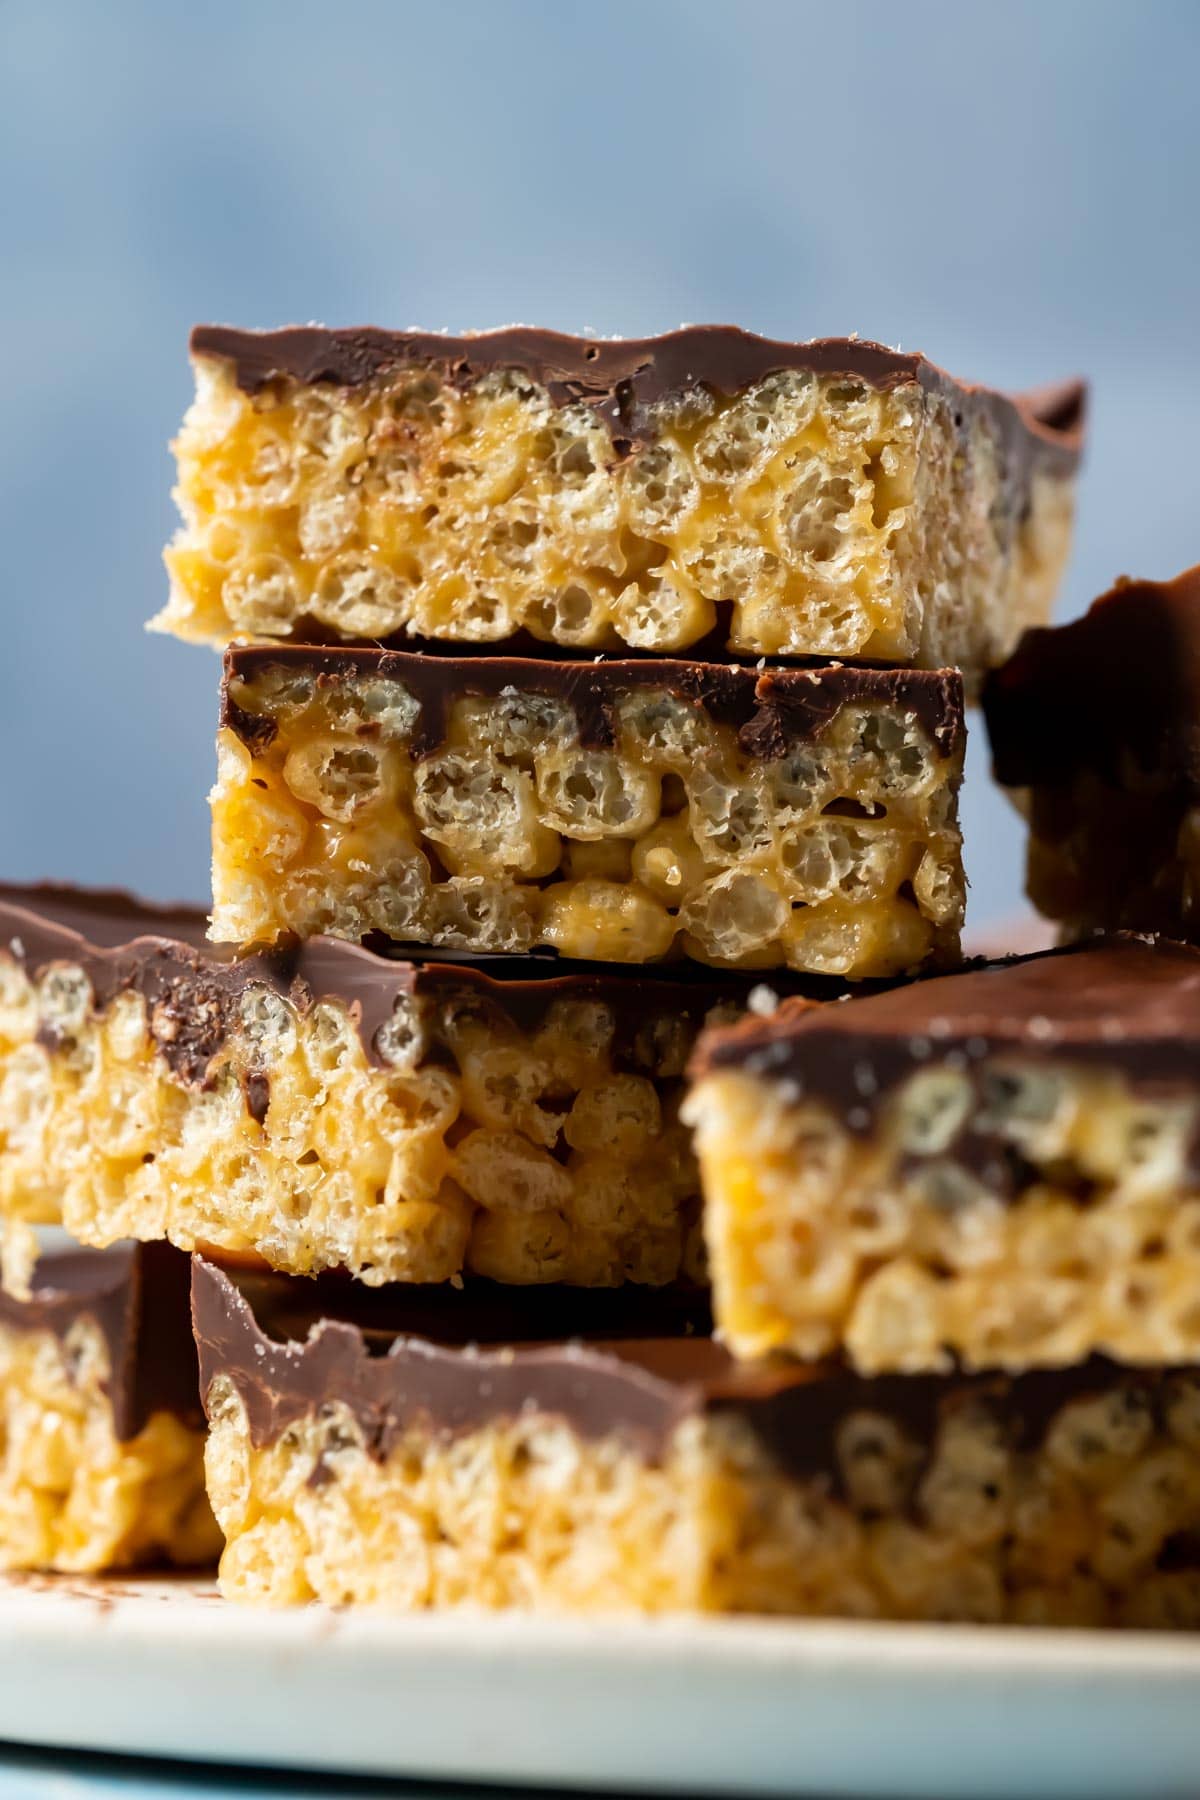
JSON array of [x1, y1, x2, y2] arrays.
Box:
[[2, 1573, 1199, 1797]]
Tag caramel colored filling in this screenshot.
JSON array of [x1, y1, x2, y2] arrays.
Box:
[[0, 951, 712, 1286], [689, 1063, 1200, 1371], [160, 358, 1074, 688], [0, 1319, 217, 1573], [212, 668, 964, 978], [205, 1371, 1200, 1626]]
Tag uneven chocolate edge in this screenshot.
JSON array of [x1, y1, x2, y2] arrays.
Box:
[[191, 1258, 1178, 1483], [192, 1256, 710, 1461], [203, 1260, 714, 1352], [221, 645, 967, 762], [0, 885, 282, 1089], [246, 610, 762, 664], [0, 1243, 202, 1439], [690, 938, 1200, 1172], [984, 564, 1200, 791], [0, 881, 211, 953], [0, 884, 839, 1097], [190, 322, 1085, 473]]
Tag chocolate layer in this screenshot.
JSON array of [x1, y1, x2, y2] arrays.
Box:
[[223, 646, 966, 763], [0, 882, 831, 1095], [691, 937, 1200, 1143], [1, 883, 263, 1088], [985, 564, 1200, 790], [205, 1261, 713, 1353], [0, 881, 209, 955], [191, 1258, 1170, 1483], [191, 323, 1085, 472], [0, 1243, 202, 1439]]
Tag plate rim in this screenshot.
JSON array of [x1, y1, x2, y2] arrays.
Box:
[[4, 1573, 1200, 1799]]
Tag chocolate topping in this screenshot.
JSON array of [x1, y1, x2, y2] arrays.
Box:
[[192, 1256, 718, 1461], [0, 1243, 202, 1439], [691, 937, 1200, 1140], [0, 881, 209, 954], [223, 646, 966, 763], [191, 1258, 1172, 1483], [984, 564, 1200, 790], [200, 1261, 713, 1354], [0, 883, 268, 1088], [0, 883, 831, 1105], [191, 323, 1085, 472]]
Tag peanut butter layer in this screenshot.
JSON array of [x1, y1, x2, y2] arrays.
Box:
[[0, 1241, 202, 1438], [195, 1259, 1200, 1625], [159, 323, 1083, 687], [213, 647, 965, 977], [0, 1245, 217, 1572], [687, 939, 1200, 1370], [0, 883, 823, 1287]]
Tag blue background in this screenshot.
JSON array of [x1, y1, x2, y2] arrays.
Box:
[[3, 0, 1198, 925]]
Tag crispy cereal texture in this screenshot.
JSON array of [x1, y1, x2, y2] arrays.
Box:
[[0, 946, 713, 1286], [204, 1372, 1200, 1626], [160, 353, 1075, 690], [0, 1318, 218, 1572], [212, 666, 964, 978], [688, 1063, 1200, 1371]]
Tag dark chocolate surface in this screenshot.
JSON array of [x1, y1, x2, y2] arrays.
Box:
[[204, 1261, 713, 1352], [191, 1258, 1173, 1483], [0, 1243, 202, 1439], [0, 882, 209, 954], [691, 937, 1200, 1146], [0, 883, 270, 1087], [191, 323, 1085, 472], [223, 646, 966, 762], [985, 564, 1200, 791], [0, 883, 827, 1097]]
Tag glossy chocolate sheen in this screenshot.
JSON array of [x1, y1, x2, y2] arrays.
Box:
[[222, 646, 966, 762], [191, 1258, 1169, 1480], [0, 882, 830, 1088], [190, 322, 1086, 471], [1, 882, 272, 1087], [0, 1243, 202, 1439], [0, 881, 210, 954], [691, 937, 1200, 1116], [985, 564, 1200, 790]]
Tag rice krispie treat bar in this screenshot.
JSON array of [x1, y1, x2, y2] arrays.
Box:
[[686, 938, 1200, 1371], [213, 647, 966, 977], [0, 882, 826, 1288], [194, 1257, 1200, 1626], [159, 324, 1084, 692], [985, 564, 1200, 942], [0, 1243, 217, 1572]]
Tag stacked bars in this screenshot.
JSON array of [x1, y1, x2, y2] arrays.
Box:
[[158, 326, 1083, 690], [0, 881, 807, 1287], [136, 319, 1106, 1618], [189, 930, 1200, 1625], [985, 562, 1200, 944], [0, 1244, 217, 1572], [177, 324, 1089, 987], [213, 649, 966, 976]]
